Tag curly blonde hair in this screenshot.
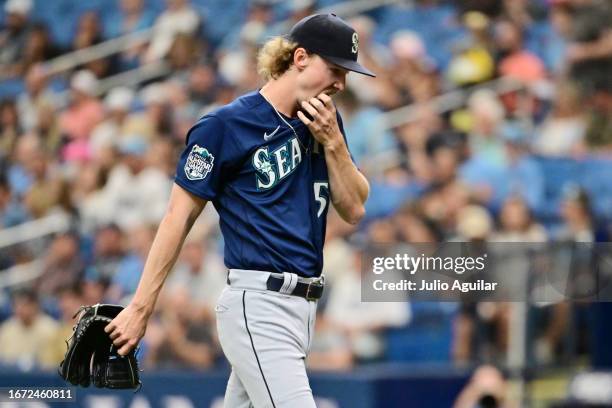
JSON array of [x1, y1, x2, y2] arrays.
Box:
[[257, 37, 299, 80]]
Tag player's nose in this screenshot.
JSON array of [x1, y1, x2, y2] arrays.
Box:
[[333, 76, 346, 92]]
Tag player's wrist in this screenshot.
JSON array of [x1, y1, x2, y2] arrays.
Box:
[[322, 133, 346, 153], [130, 299, 155, 317]]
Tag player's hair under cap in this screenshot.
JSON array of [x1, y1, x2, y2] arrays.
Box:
[[288, 13, 376, 77]]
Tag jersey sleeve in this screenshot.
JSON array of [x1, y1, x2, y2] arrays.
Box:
[[336, 111, 356, 164], [174, 115, 240, 200]]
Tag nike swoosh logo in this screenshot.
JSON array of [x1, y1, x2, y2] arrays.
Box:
[[264, 126, 281, 141]]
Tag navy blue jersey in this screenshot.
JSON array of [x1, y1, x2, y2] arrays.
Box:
[[174, 91, 351, 277]]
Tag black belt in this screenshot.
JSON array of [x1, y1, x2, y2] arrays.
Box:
[[266, 275, 324, 301]]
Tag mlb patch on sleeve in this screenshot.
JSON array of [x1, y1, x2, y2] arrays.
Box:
[[184, 144, 215, 180]]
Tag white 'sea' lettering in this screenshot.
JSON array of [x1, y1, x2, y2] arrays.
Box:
[[253, 147, 276, 189], [253, 137, 303, 190], [274, 145, 291, 178]]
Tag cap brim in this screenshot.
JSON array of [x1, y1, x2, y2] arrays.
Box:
[[322, 55, 376, 77]]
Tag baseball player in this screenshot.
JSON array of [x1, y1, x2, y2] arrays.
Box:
[[105, 13, 374, 408]]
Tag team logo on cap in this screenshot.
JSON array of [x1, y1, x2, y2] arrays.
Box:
[[351, 32, 359, 54], [185, 144, 214, 180]]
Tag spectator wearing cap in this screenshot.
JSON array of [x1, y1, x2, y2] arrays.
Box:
[[81, 271, 111, 306], [0, 0, 33, 77], [425, 130, 466, 185], [494, 19, 546, 83], [58, 70, 105, 161], [90, 87, 135, 155], [0, 289, 59, 370], [187, 63, 218, 107], [89, 224, 126, 281]]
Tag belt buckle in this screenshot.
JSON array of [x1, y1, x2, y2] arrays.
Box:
[[305, 277, 324, 301]]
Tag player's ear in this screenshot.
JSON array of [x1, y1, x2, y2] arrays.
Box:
[[293, 47, 310, 71]]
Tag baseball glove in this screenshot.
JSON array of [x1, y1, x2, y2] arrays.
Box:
[[59, 304, 141, 390]]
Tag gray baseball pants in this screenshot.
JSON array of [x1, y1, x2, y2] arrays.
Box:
[[215, 269, 319, 408]]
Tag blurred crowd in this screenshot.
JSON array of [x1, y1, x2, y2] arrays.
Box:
[[0, 0, 611, 381]]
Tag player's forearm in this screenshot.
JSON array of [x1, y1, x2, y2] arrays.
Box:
[[131, 199, 202, 316], [324, 137, 369, 224]]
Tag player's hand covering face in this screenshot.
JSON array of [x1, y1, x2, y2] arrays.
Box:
[[295, 54, 348, 146], [298, 92, 343, 149], [296, 54, 347, 105]]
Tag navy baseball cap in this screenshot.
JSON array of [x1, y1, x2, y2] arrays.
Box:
[[288, 13, 376, 77]]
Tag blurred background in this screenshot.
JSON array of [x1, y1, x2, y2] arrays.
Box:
[[0, 0, 611, 406]]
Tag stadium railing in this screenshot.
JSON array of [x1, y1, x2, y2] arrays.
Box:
[[0, 213, 72, 286], [381, 76, 526, 129], [34, 0, 401, 91]]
